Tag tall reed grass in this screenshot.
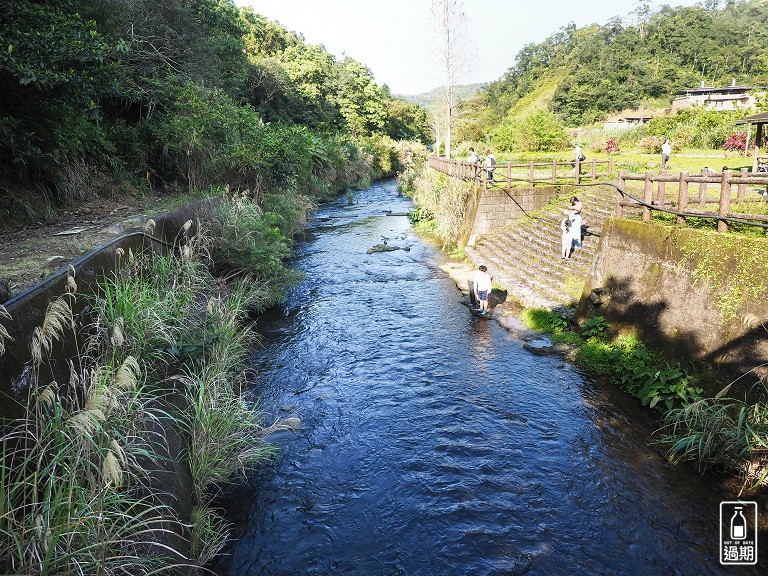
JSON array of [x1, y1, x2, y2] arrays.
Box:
[[659, 380, 768, 493], [0, 286, 184, 575], [1, 215, 281, 573]]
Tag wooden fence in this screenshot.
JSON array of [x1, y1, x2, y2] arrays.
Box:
[[427, 155, 614, 188], [616, 168, 768, 232]]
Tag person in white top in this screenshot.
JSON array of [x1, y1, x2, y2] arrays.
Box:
[[467, 147, 479, 164], [560, 217, 572, 259], [484, 150, 496, 181], [473, 264, 493, 313], [661, 138, 672, 170]]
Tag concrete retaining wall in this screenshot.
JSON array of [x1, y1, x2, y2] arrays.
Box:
[[0, 198, 218, 417], [578, 218, 768, 378], [466, 185, 568, 243]]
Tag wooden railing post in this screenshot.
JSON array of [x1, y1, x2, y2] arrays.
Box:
[[699, 169, 708, 204], [551, 160, 557, 184], [608, 157, 614, 177], [677, 171, 689, 226], [616, 170, 625, 218], [591, 160, 597, 183], [529, 160, 535, 186], [737, 167, 748, 201], [575, 159, 581, 185], [718, 170, 732, 232], [643, 172, 653, 222], [658, 171, 667, 208]]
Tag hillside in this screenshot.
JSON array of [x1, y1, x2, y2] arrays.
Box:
[[464, 0, 768, 131], [399, 83, 485, 111]]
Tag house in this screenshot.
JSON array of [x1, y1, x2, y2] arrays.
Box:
[[603, 113, 653, 131], [672, 80, 765, 112]]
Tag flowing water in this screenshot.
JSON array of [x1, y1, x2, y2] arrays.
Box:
[[215, 179, 765, 575]]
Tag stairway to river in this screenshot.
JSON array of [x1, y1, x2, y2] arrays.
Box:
[[465, 183, 618, 311]]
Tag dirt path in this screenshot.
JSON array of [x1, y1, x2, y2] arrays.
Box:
[[0, 194, 173, 301]]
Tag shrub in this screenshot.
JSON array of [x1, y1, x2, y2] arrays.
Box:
[[604, 136, 621, 154], [659, 382, 768, 488], [582, 315, 609, 339], [638, 135, 664, 154], [723, 132, 748, 153], [493, 110, 570, 153]]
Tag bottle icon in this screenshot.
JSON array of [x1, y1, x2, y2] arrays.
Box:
[[731, 506, 747, 540]]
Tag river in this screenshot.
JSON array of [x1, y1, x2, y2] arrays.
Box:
[[214, 179, 765, 575]]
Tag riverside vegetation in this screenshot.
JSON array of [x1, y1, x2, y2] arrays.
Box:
[[0, 148, 419, 574], [1, 1, 430, 573]]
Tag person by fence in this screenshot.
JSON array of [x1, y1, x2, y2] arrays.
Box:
[[484, 150, 496, 181]]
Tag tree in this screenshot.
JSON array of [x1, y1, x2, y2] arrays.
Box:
[[431, 0, 471, 159]]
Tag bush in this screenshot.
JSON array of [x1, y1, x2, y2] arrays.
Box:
[[723, 132, 748, 153], [638, 135, 664, 154], [604, 136, 621, 154], [493, 110, 570, 153]]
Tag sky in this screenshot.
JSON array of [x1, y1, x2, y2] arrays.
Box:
[[234, 0, 703, 95]]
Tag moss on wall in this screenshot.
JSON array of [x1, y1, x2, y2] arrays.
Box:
[[582, 218, 768, 379]]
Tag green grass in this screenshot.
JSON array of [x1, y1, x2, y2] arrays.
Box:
[[658, 381, 768, 492], [0, 215, 282, 573]]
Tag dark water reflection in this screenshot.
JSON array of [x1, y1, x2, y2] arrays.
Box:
[[215, 180, 765, 575]]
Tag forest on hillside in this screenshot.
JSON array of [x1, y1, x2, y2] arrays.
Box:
[[0, 0, 431, 224], [458, 0, 768, 144]]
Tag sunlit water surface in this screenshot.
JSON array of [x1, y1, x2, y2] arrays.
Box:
[[214, 179, 765, 575]]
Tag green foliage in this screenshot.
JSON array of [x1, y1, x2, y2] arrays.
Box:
[[0, 0, 422, 214], [522, 308, 701, 411], [659, 382, 768, 488], [208, 192, 305, 310], [582, 315, 609, 339], [576, 333, 702, 410], [0, 0, 122, 183], [632, 363, 703, 410], [408, 166, 474, 248], [494, 109, 570, 152], [466, 0, 768, 132], [523, 308, 568, 333]]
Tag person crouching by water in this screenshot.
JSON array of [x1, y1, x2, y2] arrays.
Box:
[[473, 265, 493, 314], [560, 217, 572, 259]]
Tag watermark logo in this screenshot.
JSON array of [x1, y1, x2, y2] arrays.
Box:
[[720, 501, 758, 565]]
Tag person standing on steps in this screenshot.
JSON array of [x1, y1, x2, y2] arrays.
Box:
[[560, 216, 572, 259], [569, 196, 582, 250], [661, 138, 672, 170], [473, 264, 493, 314]]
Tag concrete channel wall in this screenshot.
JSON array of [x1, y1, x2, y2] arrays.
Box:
[[0, 198, 218, 417], [578, 218, 768, 378]]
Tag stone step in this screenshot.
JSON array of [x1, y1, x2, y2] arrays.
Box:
[[466, 186, 618, 311]]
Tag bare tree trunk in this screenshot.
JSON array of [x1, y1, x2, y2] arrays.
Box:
[[432, 0, 470, 160]]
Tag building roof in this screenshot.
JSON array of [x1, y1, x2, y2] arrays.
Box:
[[735, 112, 768, 125], [674, 85, 759, 96]]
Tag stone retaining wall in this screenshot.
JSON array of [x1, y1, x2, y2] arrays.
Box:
[[578, 218, 768, 378], [466, 185, 568, 244]]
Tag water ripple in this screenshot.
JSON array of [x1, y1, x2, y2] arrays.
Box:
[[215, 181, 765, 576]]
